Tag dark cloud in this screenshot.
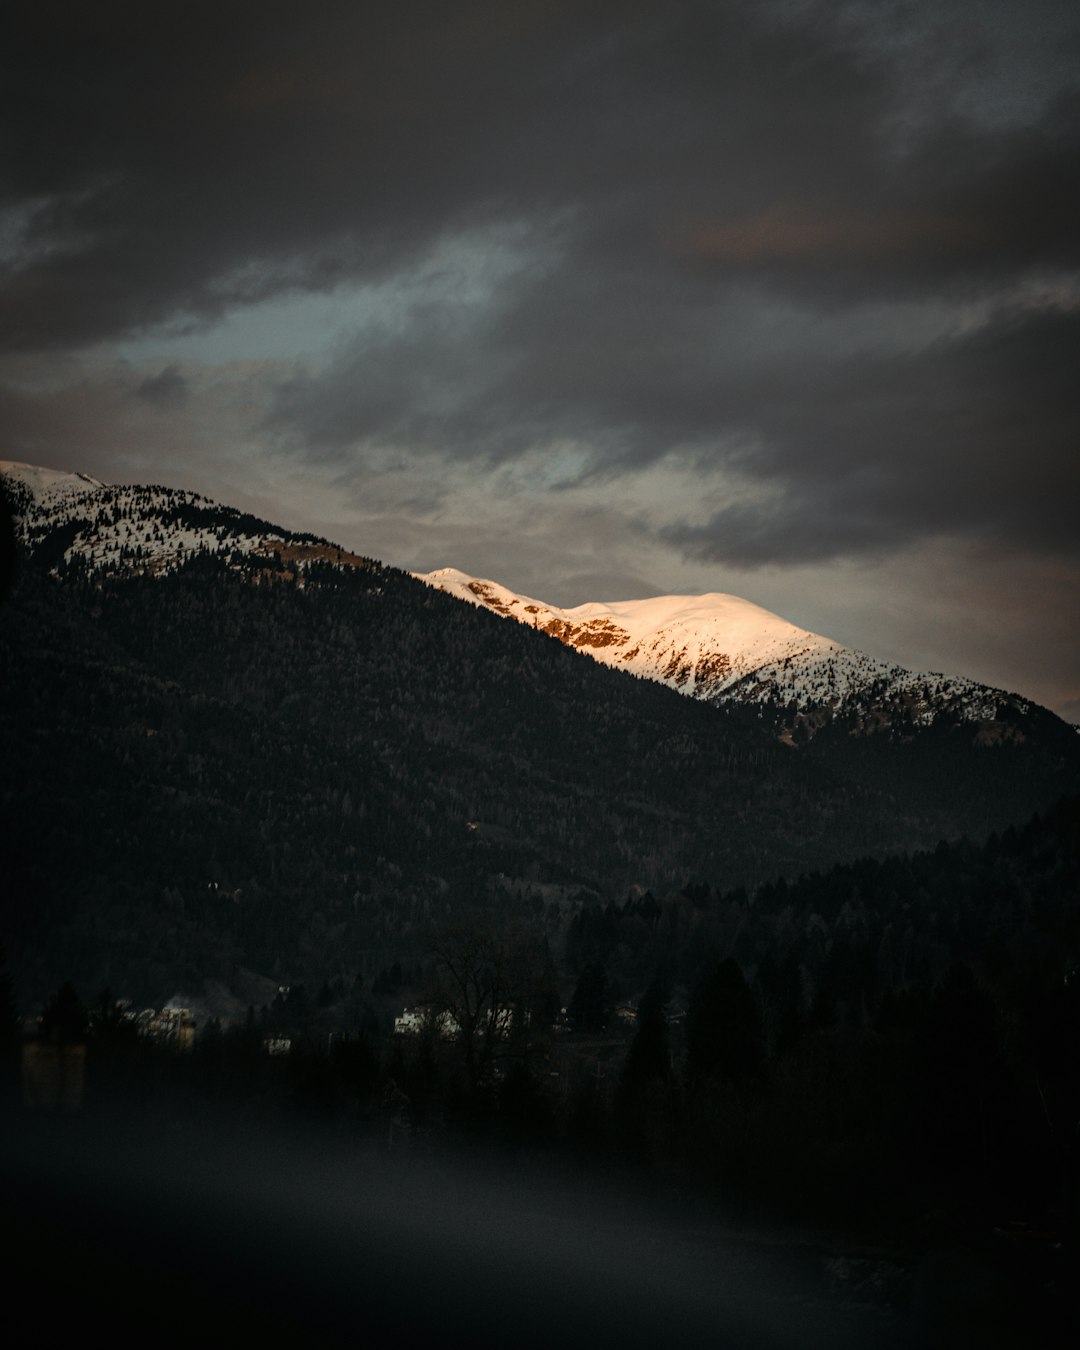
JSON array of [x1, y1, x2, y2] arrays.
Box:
[[2, 0, 1079, 595], [685, 207, 991, 266], [1, 0, 648, 349], [135, 364, 189, 409], [269, 267, 1080, 565], [3, 0, 1077, 351], [661, 304, 1080, 565]]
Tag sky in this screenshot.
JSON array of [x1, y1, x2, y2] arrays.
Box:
[[2, 0, 1079, 718]]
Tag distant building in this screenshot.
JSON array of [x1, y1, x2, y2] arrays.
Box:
[[393, 1005, 528, 1040], [394, 1006, 461, 1039], [489, 1005, 530, 1038], [137, 1006, 196, 1051]]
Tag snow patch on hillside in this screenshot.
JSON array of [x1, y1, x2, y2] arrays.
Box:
[[0, 459, 314, 578], [1, 459, 105, 504]]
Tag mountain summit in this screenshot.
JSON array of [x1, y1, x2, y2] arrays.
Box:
[[416, 567, 1025, 742], [3, 460, 1078, 1004], [0, 459, 371, 579]]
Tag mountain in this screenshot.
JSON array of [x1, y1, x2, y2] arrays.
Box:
[[0, 459, 1051, 746], [0, 459, 370, 579], [416, 567, 1032, 744], [2, 460, 1078, 1007], [415, 565, 1080, 838]]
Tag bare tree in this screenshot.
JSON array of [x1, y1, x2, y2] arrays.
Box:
[[430, 919, 553, 1092]]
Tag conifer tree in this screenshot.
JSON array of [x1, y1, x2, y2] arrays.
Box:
[[40, 982, 87, 1046], [686, 958, 762, 1089], [617, 980, 674, 1155], [568, 961, 609, 1033]]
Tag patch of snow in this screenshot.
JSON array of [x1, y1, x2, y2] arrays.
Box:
[[0, 459, 107, 504], [1, 461, 313, 582]]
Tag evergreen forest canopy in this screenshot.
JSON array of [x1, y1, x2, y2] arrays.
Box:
[[9, 791, 1080, 1298], [1, 529, 1077, 1010]]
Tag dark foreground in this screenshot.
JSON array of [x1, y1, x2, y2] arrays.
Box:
[[4, 1104, 1073, 1349]]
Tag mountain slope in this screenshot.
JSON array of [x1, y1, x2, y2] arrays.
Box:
[[0, 550, 910, 1006], [2, 461, 1078, 1007], [0, 459, 1047, 745], [416, 567, 1033, 742], [0, 458, 370, 579]]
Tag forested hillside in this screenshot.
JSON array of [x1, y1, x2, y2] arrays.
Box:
[[16, 794, 1080, 1266], [3, 543, 1077, 1008]]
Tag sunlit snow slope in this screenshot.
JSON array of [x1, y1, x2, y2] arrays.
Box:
[[416, 566, 1024, 734]]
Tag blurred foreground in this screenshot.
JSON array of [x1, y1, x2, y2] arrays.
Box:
[[5, 1098, 1074, 1349]]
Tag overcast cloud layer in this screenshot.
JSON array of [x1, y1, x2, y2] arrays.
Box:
[[3, 0, 1079, 717]]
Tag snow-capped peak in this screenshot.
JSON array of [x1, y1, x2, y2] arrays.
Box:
[[416, 566, 1025, 735], [0, 459, 372, 580], [0, 459, 107, 503], [417, 566, 842, 698]]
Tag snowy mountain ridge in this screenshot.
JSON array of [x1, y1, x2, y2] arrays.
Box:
[[415, 566, 1028, 739], [0, 460, 1042, 741], [0, 459, 371, 578]]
